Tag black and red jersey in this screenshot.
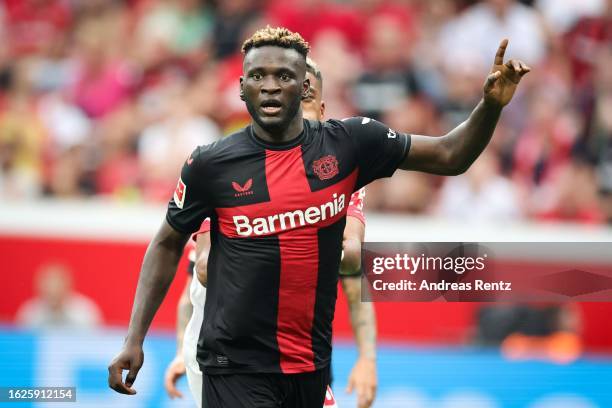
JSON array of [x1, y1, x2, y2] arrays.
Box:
[[186, 189, 366, 273], [166, 117, 410, 374]]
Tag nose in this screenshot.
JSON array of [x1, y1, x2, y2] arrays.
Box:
[[261, 76, 281, 95]]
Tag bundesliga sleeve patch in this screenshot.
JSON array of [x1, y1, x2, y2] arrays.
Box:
[[174, 177, 186, 209]]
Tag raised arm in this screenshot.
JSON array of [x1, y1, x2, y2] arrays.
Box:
[[400, 39, 530, 175], [109, 219, 189, 395]]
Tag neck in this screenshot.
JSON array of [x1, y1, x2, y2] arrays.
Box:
[[252, 112, 305, 144]]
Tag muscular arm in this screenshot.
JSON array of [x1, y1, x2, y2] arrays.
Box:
[[109, 219, 189, 394], [126, 220, 190, 345], [400, 39, 530, 175], [401, 100, 502, 175]]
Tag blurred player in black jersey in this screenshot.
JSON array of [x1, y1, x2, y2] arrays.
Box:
[[163, 59, 375, 408], [109, 26, 529, 408]]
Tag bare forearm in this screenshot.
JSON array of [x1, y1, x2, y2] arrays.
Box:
[[126, 224, 188, 346], [340, 216, 365, 275], [350, 301, 377, 360], [176, 291, 193, 353], [343, 278, 377, 360], [443, 99, 502, 173]]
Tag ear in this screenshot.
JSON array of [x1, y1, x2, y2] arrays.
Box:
[[320, 100, 326, 120], [302, 77, 310, 99], [239, 76, 245, 101], [302, 85, 311, 101]]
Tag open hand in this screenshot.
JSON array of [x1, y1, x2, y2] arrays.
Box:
[[483, 39, 531, 107]]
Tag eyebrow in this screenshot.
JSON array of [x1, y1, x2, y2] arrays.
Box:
[[246, 66, 297, 76]]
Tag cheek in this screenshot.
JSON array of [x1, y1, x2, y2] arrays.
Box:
[[285, 81, 303, 95]]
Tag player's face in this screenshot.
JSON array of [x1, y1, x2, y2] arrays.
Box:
[[302, 72, 325, 121], [241, 46, 309, 133]]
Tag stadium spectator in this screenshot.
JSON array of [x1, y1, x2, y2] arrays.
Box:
[[266, 0, 363, 49], [439, 0, 548, 67], [351, 15, 420, 120], [436, 151, 523, 222], [0, 0, 608, 225], [133, 0, 215, 61], [70, 18, 137, 119], [212, 0, 260, 60], [16, 263, 102, 330], [0, 61, 45, 200], [536, 157, 604, 224], [536, 0, 605, 34], [138, 94, 221, 201], [307, 29, 359, 120], [475, 304, 582, 364], [3, 0, 73, 57]]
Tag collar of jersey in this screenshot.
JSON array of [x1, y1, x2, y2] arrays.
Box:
[[248, 120, 309, 151]]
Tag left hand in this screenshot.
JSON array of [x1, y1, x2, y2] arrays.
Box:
[[483, 39, 531, 108], [346, 357, 377, 408]]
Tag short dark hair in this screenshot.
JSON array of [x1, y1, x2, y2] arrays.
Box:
[[242, 26, 310, 59], [305, 57, 323, 89]]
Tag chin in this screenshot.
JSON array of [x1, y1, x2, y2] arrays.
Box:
[[256, 115, 290, 132]]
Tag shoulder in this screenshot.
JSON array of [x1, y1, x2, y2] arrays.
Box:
[[193, 127, 251, 165], [320, 117, 370, 136]]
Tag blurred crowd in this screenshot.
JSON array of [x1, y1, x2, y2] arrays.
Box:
[[1, 0, 611, 225]]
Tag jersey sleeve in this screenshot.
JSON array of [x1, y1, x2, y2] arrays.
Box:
[[342, 117, 410, 189], [166, 146, 214, 234], [192, 218, 211, 242], [186, 239, 196, 275], [346, 188, 366, 225]]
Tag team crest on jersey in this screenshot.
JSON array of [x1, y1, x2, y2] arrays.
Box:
[[174, 177, 186, 209], [313, 155, 339, 180], [232, 178, 254, 197]]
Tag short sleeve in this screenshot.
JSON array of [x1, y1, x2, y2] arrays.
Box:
[[166, 146, 213, 234], [346, 188, 366, 225], [342, 117, 410, 189], [192, 218, 211, 242], [186, 239, 196, 275]]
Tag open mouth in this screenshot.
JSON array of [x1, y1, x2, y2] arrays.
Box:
[[260, 100, 283, 115]]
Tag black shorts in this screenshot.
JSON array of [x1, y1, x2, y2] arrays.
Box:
[[202, 366, 330, 408]]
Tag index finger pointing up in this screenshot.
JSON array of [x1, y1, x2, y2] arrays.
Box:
[[494, 39, 509, 66]]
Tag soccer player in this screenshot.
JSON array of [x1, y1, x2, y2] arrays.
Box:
[[108, 26, 529, 407], [163, 59, 376, 408]]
